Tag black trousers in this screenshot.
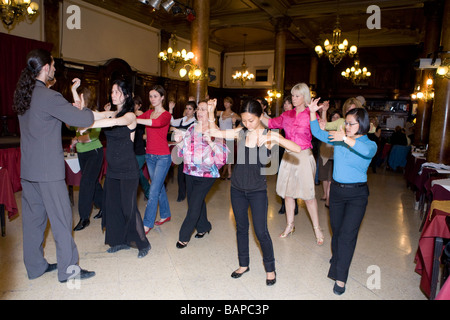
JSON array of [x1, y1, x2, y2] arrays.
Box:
[[177, 164, 186, 200], [178, 175, 216, 242], [230, 187, 275, 273], [77, 147, 103, 220], [103, 176, 149, 250], [328, 181, 369, 283]]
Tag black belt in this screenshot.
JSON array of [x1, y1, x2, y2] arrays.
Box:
[[332, 181, 367, 188]]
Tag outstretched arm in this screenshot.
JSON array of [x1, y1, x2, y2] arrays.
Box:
[[207, 99, 240, 140]]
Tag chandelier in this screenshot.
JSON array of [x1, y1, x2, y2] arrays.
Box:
[[158, 33, 194, 70], [314, 1, 356, 66], [1, 0, 39, 30], [232, 34, 254, 86], [341, 57, 371, 84]]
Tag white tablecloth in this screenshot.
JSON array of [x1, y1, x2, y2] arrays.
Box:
[[65, 154, 80, 174], [432, 178, 450, 192]]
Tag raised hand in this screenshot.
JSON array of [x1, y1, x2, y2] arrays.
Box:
[[328, 125, 346, 142], [308, 97, 322, 113], [173, 128, 185, 143], [71, 78, 81, 91], [207, 98, 217, 113]]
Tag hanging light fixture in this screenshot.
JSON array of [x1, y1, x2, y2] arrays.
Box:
[[1, 0, 39, 30], [341, 58, 371, 84], [232, 34, 255, 86], [158, 33, 194, 70], [341, 29, 371, 84], [314, 0, 357, 66]]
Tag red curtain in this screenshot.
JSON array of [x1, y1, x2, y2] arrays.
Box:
[[0, 33, 52, 135]]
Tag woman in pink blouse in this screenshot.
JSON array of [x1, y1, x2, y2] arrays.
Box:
[[173, 101, 228, 248], [261, 83, 324, 245]]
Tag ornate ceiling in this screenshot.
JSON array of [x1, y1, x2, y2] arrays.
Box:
[[82, 0, 437, 52]]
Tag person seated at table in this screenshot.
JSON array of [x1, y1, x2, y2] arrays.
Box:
[[80, 79, 151, 258], [70, 78, 104, 231], [390, 126, 408, 146]]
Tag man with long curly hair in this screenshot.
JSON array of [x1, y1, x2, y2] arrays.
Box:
[[13, 49, 98, 283]]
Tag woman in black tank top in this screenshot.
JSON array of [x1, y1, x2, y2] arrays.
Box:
[[208, 99, 301, 286], [83, 79, 150, 259]]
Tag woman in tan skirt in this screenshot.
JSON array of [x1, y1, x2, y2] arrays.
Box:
[[261, 83, 324, 245]]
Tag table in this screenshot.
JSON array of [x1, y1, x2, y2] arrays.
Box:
[[415, 208, 450, 299], [0, 147, 21, 192], [0, 168, 18, 236]]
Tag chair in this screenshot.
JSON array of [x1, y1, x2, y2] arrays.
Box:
[[388, 145, 411, 172]]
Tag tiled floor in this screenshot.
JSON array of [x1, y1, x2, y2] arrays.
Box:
[[0, 169, 428, 300]]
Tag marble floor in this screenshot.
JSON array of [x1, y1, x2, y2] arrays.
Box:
[[0, 169, 429, 300]]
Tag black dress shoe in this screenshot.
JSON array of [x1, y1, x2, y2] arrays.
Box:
[[73, 219, 90, 231], [231, 267, 250, 278], [45, 263, 57, 274], [59, 269, 95, 283], [93, 210, 102, 219]]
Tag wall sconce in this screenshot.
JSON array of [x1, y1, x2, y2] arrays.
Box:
[[436, 58, 450, 79], [179, 64, 206, 83], [412, 78, 434, 101], [267, 89, 282, 102]]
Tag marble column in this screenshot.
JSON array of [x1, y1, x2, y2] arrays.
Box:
[[271, 17, 291, 117], [414, 1, 442, 146], [428, 0, 450, 164], [189, 0, 210, 101], [44, 0, 60, 58]]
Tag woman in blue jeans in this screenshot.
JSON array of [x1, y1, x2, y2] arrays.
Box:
[[208, 99, 301, 286], [137, 85, 172, 234]]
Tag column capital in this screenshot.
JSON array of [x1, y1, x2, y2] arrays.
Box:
[[270, 17, 292, 33]]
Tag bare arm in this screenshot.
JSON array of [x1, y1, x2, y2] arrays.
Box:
[[207, 99, 241, 139]]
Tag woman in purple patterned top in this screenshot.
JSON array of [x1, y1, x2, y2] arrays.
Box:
[[173, 101, 229, 248]]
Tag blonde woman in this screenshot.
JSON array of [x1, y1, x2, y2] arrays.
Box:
[[261, 83, 324, 245]]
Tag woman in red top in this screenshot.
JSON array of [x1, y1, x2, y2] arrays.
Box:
[[137, 85, 172, 234]]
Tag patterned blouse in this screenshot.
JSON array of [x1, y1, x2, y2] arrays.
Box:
[[177, 124, 229, 178]]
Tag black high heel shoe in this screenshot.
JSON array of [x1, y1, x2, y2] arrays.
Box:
[[194, 230, 210, 238], [176, 241, 188, 249], [333, 282, 346, 295], [266, 271, 276, 286]]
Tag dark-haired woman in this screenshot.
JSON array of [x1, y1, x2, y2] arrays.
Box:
[[169, 100, 197, 202], [137, 86, 172, 234], [87, 80, 150, 258], [70, 78, 104, 231], [309, 99, 377, 295], [208, 98, 301, 286]]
